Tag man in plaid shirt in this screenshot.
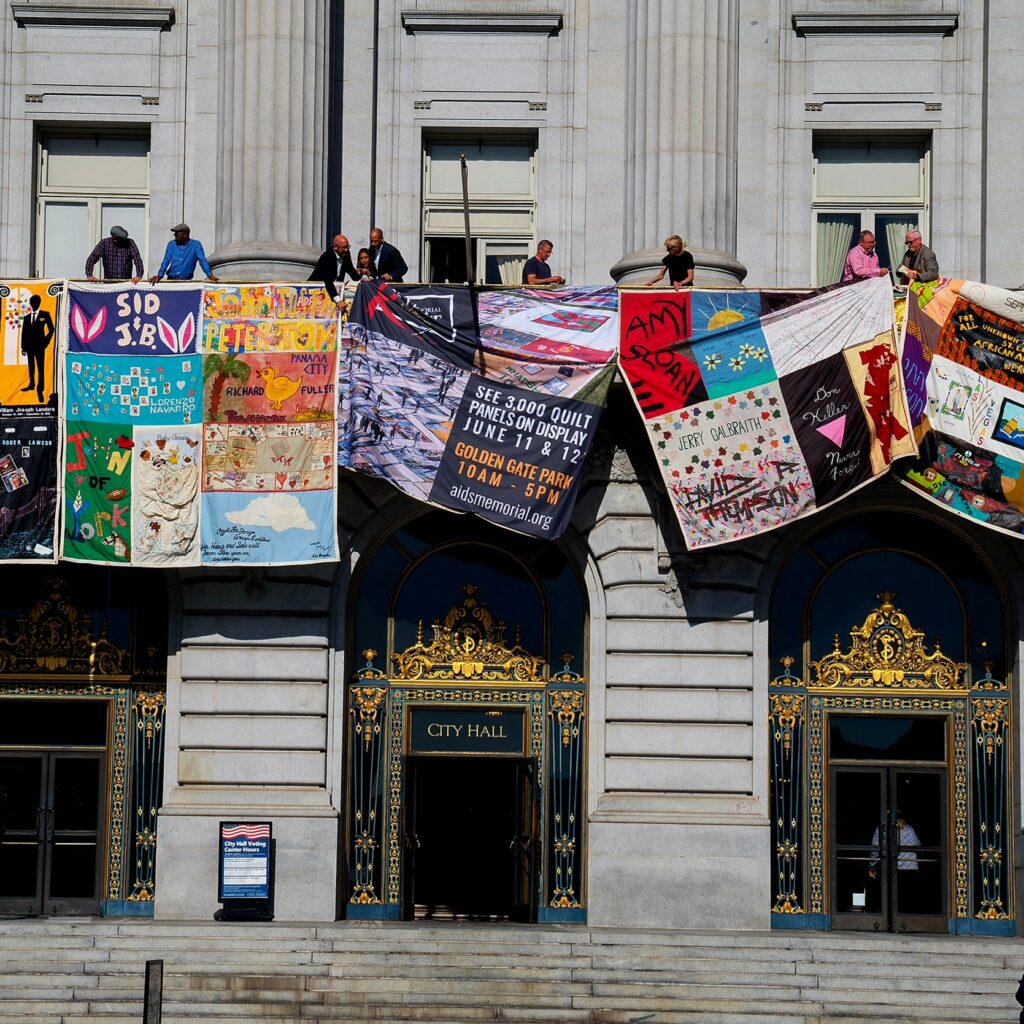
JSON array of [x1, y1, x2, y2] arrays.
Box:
[[85, 225, 144, 282]]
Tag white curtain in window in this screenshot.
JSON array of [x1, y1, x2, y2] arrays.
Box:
[[497, 255, 526, 286], [886, 220, 916, 276], [816, 216, 856, 285]]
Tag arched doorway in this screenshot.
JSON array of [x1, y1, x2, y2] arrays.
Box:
[[0, 568, 167, 917], [768, 509, 1013, 934], [342, 510, 587, 923]]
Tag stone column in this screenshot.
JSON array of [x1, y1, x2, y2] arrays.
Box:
[[611, 0, 747, 285], [209, 0, 328, 280]]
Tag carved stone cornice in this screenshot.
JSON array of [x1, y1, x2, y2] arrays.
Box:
[[401, 11, 562, 35], [10, 3, 175, 30], [792, 12, 958, 37]]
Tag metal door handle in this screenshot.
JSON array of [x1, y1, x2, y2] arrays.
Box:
[[36, 807, 44, 838], [45, 807, 54, 841]]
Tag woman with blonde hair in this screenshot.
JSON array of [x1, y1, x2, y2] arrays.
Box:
[[646, 234, 695, 289]]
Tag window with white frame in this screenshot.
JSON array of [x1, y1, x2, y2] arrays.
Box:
[[812, 137, 929, 286], [36, 131, 150, 279], [422, 137, 536, 285]]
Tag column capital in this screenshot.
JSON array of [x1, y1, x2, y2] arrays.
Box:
[[610, 247, 748, 287]]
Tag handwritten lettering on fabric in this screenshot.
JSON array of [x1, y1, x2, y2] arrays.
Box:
[[200, 284, 339, 564], [621, 279, 912, 549]]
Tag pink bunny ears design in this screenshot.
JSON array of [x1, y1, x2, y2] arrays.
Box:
[[70, 304, 106, 344], [157, 313, 196, 354]]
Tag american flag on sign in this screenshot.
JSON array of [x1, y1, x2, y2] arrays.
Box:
[[221, 823, 270, 840]]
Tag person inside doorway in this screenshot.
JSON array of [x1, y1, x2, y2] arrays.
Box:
[[868, 810, 922, 910]]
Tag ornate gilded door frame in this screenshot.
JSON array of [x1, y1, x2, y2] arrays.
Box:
[[770, 593, 1013, 934], [344, 586, 587, 922], [0, 581, 166, 916]]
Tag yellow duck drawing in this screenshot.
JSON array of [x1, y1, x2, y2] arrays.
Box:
[[258, 367, 303, 411]]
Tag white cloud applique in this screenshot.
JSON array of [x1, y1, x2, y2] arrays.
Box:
[[224, 494, 315, 532]]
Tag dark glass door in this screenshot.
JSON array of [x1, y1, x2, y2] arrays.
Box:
[[829, 764, 947, 932], [510, 759, 538, 923], [0, 751, 106, 916], [403, 755, 533, 921]]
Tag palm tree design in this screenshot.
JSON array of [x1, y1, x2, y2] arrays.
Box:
[[204, 353, 252, 421]]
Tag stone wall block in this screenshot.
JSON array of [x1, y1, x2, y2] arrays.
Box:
[[178, 680, 327, 716], [605, 651, 753, 688], [179, 645, 328, 682]]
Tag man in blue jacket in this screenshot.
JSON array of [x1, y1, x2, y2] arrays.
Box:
[[151, 223, 220, 283]]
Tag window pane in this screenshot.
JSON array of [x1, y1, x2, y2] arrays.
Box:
[[41, 202, 91, 279], [426, 237, 470, 283], [809, 551, 963, 665], [876, 214, 919, 276], [829, 716, 946, 761], [44, 135, 149, 192], [816, 213, 858, 286], [0, 700, 107, 746], [99, 203, 148, 275], [482, 243, 529, 286], [427, 142, 533, 197], [815, 140, 923, 201]]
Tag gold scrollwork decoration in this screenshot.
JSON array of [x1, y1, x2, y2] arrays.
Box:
[[974, 698, 1006, 765], [549, 689, 584, 747], [973, 662, 1008, 691], [0, 579, 131, 679], [770, 655, 800, 688], [391, 586, 544, 683], [551, 652, 586, 684], [351, 685, 387, 754], [770, 693, 803, 756], [135, 691, 165, 746], [810, 593, 966, 692], [356, 648, 386, 681]]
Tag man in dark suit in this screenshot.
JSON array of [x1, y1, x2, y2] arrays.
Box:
[[369, 227, 408, 282], [20, 294, 54, 403], [309, 234, 359, 304]]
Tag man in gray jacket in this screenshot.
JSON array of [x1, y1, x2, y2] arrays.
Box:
[[898, 229, 939, 284]]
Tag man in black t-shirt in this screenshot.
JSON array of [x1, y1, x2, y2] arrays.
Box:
[[646, 234, 695, 289], [522, 239, 565, 285]]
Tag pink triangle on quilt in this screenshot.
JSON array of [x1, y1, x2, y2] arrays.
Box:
[[817, 415, 846, 448]]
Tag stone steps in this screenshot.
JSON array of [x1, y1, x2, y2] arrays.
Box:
[[0, 920, 1020, 1023]]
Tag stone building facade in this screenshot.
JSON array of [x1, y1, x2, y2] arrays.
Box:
[[0, 0, 1021, 935]]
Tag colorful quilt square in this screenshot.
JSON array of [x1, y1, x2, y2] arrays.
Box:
[[690, 320, 777, 399], [689, 291, 762, 340]]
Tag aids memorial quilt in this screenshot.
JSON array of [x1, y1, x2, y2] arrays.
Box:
[[62, 283, 204, 566], [0, 280, 62, 561], [899, 279, 1024, 537], [200, 284, 339, 564], [340, 282, 616, 539], [620, 278, 915, 549], [60, 282, 340, 566]]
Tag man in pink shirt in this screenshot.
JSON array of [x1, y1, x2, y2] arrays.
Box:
[[841, 231, 889, 283]]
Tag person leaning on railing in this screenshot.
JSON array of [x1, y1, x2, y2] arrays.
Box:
[[645, 234, 695, 289]]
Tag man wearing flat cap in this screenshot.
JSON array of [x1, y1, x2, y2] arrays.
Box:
[[151, 223, 219, 284], [85, 225, 144, 283]]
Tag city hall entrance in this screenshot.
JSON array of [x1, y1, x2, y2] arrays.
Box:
[[828, 724, 948, 933], [402, 755, 536, 921], [0, 572, 169, 919], [769, 510, 1014, 935], [344, 511, 589, 924], [0, 699, 109, 916]]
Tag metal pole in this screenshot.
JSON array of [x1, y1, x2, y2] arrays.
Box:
[[369, 0, 380, 231], [143, 959, 164, 1024], [460, 154, 474, 285]]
